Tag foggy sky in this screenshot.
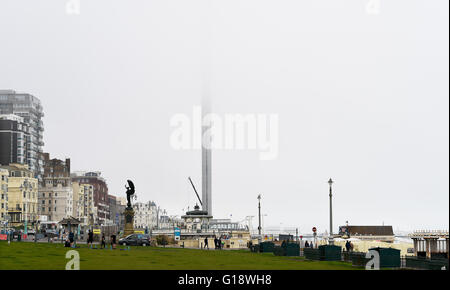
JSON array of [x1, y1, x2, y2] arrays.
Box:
[[0, 0, 448, 233]]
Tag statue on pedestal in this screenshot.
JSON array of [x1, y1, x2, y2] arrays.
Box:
[[123, 180, 136, 236], [125, 179, 135, 208]]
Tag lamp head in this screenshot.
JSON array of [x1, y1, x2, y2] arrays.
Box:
[[328, 178, 333, 185]]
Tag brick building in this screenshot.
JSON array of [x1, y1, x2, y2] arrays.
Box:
[[71, 171, 109, 225], [38, 153, 73, 222]]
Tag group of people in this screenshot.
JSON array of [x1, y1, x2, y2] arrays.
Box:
[[203, 237, 224, 250], [64, 231, 75, 247], [86, 230, 118, 249], [304, 240, 315, 248], [100, 233, 117, 249]]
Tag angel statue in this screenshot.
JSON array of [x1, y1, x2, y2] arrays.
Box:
[[125, 179, 135, 208]]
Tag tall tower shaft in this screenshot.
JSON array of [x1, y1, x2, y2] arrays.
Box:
[[201, 90, 212, 216]]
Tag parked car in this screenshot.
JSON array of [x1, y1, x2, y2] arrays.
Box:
[[44, 229, 58, 238], [27, 229, 36, 236], [118, 234, 151, 246]]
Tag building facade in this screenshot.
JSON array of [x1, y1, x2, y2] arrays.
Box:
[[71, 171, 109, 225], [0, 90, 44, 180], [38, 154, 73, 222], [108, 194, 117, 226], [0, 168, 8, 221], [0, 114, 31, 167], [72, 182, 97, 226], [133, 201, 158, 230], [0, 164, 38, 226]]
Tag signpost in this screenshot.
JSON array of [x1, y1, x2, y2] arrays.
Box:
[[174, 227, 181, 241]]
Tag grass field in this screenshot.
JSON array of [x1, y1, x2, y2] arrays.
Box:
[[0, 241, 359, 270]]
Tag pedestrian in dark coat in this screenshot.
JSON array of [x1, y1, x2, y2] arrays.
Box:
[[87, 230, 94, 246], [345, 241, 351, 252], [101, 235, 106, 248], [69, 231, 74, 245]]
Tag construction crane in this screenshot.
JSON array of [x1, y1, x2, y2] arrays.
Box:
[[188, 177, 203, 206]]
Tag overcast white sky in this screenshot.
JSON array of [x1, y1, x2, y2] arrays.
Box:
[[0, 0, 448, 233]]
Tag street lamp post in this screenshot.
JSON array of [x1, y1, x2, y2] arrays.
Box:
[[328, 178, 334, 245], [257, 195, 262, 241], [262, 214, 267, 238]]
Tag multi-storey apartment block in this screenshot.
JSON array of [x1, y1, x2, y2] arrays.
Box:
[[0, 90, 44, 180]]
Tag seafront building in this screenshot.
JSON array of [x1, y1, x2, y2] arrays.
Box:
[[0, 114, 31, 167], [0, 90, 44, 180], [0, 168, 9, 220], [0, 163, 38, 226], [133, 201, 158, 230], [71, 171, 109, 225], [38, 153, 73, 222], [72, 181, 97, 226]]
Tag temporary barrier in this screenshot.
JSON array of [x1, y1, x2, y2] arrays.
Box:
[[259, 242, 275, 253], [303, 248, 321, 260], [369, 247, 401, 268], [351, 252, 370, 267], [405, 256, 449, 270], [284, 243, 300, 256], [273, 246, 285, 256], [319, 245, 342, 261]]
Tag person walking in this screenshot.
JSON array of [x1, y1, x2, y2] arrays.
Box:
[[214, 237, 219, 250], [87, 230, 94, 247], [304, 240, 309, 248], [111, 233, 117, 249], [204, 237, 209, 249], [69, 231, 74, 246], [101, 235, 106, 249]]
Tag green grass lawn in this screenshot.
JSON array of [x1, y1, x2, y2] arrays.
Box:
[[0, 241, 359, 270]]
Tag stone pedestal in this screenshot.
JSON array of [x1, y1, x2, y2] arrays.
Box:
[[124, 207, 135, 237]]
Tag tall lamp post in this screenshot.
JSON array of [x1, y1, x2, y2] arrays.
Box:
[[262, 214, 267, 238], [328, 178, 334, 245], [257, 195, 262, 241]]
